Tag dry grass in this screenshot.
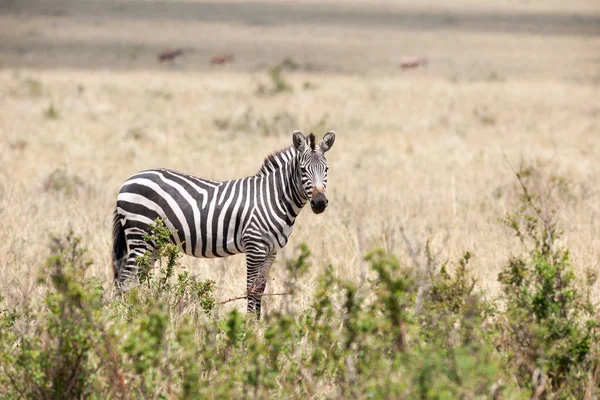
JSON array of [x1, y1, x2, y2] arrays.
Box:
[[1, 0, 599, 315]]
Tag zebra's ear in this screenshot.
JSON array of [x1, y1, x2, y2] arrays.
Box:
[[292, 130, 306, 152], [319, 131, 336, 153]]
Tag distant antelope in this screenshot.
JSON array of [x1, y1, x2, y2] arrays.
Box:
[[210, 54, 234, 65], [112, 131, 336, 318], [158, 48, 183, 63], [400, 56, 428, 70]]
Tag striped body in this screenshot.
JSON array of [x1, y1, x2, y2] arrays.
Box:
[[112, 131, 335, 317]]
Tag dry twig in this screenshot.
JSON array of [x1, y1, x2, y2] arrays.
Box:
[[219, 292, 290, 305]]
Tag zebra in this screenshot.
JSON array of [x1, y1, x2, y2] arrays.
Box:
[[112, 130, 335, 317]]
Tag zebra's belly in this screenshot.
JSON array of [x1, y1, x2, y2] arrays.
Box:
[[188, 233, 244, 259]]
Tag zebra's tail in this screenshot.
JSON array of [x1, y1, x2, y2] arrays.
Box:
[[112, 210, 127, 283]]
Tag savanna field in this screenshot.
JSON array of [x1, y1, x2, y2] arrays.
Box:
[[1, 0, 600, 397]]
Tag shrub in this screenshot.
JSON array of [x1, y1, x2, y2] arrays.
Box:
[[496, 167, 600, 396], [0, 231, 105, 399], [44, 103, 59, 119], [43, 168, 85, 195], [254, 59, 297, 96]]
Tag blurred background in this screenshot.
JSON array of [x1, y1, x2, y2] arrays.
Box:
[[2, 0, 599, 79], [1, 0, 599, 308]]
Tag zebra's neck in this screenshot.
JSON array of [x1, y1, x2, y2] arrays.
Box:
[[256, 146, 307, 219]]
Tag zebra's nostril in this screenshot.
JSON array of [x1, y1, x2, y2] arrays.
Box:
[[310, 198, 327, 209]]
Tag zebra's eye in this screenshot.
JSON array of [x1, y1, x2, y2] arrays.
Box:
[[300, 165, 307, 172]]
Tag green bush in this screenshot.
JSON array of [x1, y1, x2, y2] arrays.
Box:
[[0, 232, 106, 399], [496, 169, 600, 397]]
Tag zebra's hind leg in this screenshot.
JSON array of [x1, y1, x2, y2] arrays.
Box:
[[246, 251, 276, 319], [116, 238, 156, 292]]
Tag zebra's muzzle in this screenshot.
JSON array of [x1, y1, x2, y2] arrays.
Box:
[[310, 192, 328, 214]]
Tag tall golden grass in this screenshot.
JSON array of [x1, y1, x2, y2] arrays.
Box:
[[1, 68, 598, 314]]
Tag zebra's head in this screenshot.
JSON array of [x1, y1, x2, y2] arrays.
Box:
[[292, 130, 336, 214]]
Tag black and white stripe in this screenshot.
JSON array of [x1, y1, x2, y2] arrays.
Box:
[[112, 130, 335, 316]]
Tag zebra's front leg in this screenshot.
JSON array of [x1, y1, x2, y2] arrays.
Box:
[[246, 251, 276, 319]]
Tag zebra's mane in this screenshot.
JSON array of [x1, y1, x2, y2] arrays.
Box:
[[256, 134, 315, 176], [257, 146, 294, 176], [308, 133, 316, 150]]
